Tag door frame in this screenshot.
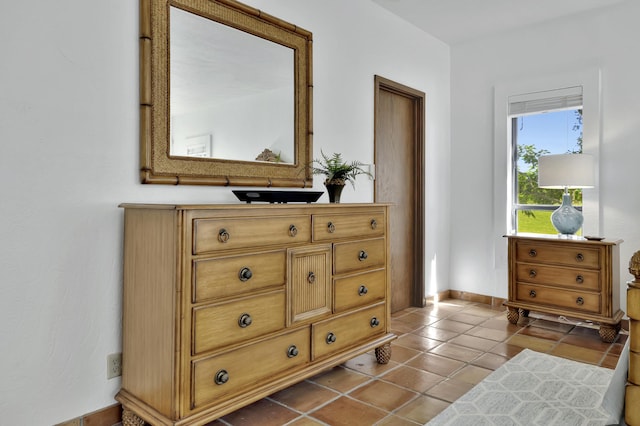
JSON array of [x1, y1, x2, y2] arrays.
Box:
[[373, 75, 426, 307]]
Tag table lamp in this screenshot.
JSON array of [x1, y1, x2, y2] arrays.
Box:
[[538, 153, 595, 235]]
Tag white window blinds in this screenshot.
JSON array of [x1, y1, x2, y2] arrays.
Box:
[[508, 86, 583, 116]]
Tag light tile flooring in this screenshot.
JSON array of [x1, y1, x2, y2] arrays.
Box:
[[209, 299, 628, 426]]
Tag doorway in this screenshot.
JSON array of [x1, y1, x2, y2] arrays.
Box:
[[374, 75, 425, 312]]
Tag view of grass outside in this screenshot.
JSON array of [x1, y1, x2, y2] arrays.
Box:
[[517, 210, 583, 235]]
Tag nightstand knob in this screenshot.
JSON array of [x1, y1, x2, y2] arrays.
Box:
[[358, 250, 368, 261], [327, 222, 336, 233], [326, 332, 337, 344], [576, 297, 585, 306], [370, 219, 378, 230], [238, 313, 253, 328], [358, 285, 368, 296], [238, 267, 253, 282], [214, 370, 229, 385], [308, 271, 316, 284], [576, 253, 585, 262], [289, 224, 298, 237], [529, 269, 537, 278], [370, 317, 380, 328], [287, 345, 299, 358], [529, 290, 537, 298], [218, 228, 230, 243], [528, 249, 537, 257], [576, 275, 584, 284]]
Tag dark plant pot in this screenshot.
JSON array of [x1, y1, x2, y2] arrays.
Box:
[[325, 183, 345, 203]]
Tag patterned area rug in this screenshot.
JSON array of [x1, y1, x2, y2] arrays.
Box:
[[427, 349, 617, 426]]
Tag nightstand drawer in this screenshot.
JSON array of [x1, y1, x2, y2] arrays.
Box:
[[516, 283, 600, 314], [193, 215, 311, 254], [515, 241, 600, 269], [193, 250, 286, 302], [515, 263, 600, 291], [333, 238, 385, 275], [313, 211, 385, 242], [193, 290, 285, 354], [334, 269, 386, 313], [191, 328, 310, 409], [312, 303, 385, 360]]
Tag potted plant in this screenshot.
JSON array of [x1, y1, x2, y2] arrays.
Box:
[[311, 151, 372, 203]]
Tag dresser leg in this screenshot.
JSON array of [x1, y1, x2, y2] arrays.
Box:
[[375, 343, 392, 364], [599, 322, 621, 343], [506, 307, 519, 324], [122, 407, 145, 426]]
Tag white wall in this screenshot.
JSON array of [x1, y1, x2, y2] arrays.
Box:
[[449, 1, 640, 310], [0, 1, 450, 423]]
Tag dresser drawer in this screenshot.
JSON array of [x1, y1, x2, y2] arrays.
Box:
[[515, 263, 600, 291], [333, 238, 385, 275], [312, 303, 386, 360], [516, 283, 600, 314], [191, 328, 310, 410], [193, 291, 285, 354], [193, 215, 311, 254], [334, 269, 386, 313], [312, 211, 385, 242], [288, 245, 332, 325], [193, 250, 286, 302], [515, 241, 600, 269]]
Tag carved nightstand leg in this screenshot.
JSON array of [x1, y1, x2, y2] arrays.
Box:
[[520, 309, 530, 318], [122, 408, 145, 426], [599, 322, 621, 343], [375, 343, 392, 364], [506, 307, 520, 324]]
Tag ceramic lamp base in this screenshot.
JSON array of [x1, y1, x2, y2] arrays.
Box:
[[550, 193, 583, 235]]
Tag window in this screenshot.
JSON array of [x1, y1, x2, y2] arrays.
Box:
[[509, 87, 584, 234]]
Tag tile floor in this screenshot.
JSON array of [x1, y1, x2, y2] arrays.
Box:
[[209, 299, 628, 426]]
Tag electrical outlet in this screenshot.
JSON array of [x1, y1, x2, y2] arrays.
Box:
[[107, 352, 122, 379]]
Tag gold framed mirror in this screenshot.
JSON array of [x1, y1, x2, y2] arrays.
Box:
[[140, 0, 313, 186]]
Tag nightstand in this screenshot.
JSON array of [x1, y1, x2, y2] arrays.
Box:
[[504, 234, 624, 342]]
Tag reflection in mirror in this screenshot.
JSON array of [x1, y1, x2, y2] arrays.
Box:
[[170, 6, 294, 163]]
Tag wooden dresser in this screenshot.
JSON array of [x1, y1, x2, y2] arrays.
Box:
[[504, 234, 624, 342], [116, 203, 395, 425]]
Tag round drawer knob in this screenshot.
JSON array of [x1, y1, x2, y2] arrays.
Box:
[[529, 290, 537, 298], [327, 222, 336, 233], [238, 267, 253, 282], [576, 275, 584, 284], [358, 250, 368, 261], [214, 369, 229, 385], [238, 313, 253, 328], [529, 269, 537, 278], [528, 249, 537, 257], [287, 345, 299, 358], [308, 271, 316, 284], [218, 228, 230, 243], [370, 317, 380, 328], [576, 253, 585, 262], [576, 297, 585, 306], [326, 332, 337, 344], [289, 224, 298, 237], [358, 285, 368, 296], [370, 219, 377, 230]]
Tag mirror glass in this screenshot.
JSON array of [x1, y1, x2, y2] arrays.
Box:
[[170, 7, 294, 163], [139, 0, 313, 187]]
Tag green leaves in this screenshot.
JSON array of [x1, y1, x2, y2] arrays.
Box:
[[312, 151, 372, 187]]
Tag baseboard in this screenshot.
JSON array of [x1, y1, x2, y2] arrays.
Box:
[[448, 289, 507, 308], [55, 403, 121, 426]]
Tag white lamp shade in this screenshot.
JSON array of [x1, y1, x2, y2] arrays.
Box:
[[538, 154, 595, 189]]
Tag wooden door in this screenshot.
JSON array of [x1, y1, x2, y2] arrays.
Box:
[[374, 76, 425, 312]]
